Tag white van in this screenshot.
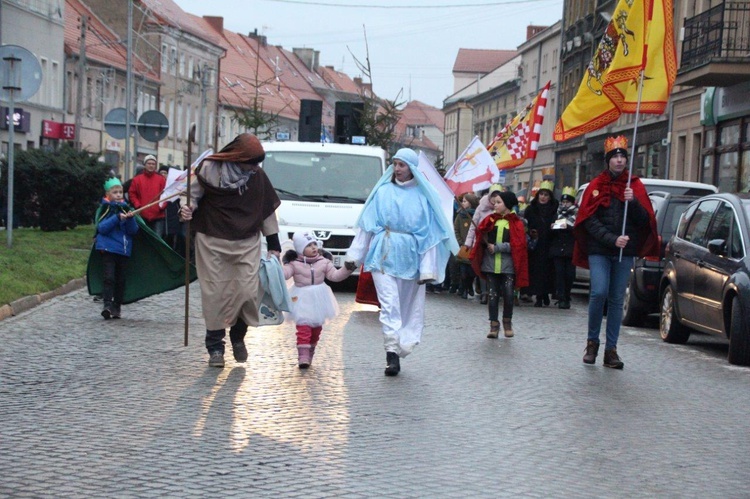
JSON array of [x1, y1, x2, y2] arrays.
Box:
[[261, 142, 387, 272]]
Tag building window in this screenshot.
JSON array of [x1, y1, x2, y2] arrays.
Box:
[[720, 124, 740, 145], [179, 53, 185, 76], [162, 43, 168, 73], [701, 154, 714, 186], [718, 151, 739, 192], [170, 47, 177, 76]]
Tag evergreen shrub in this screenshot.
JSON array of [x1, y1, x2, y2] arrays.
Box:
[[0, 145, 111, 231]]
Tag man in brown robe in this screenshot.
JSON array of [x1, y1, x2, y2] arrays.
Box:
[[180, 133, 281, 368]]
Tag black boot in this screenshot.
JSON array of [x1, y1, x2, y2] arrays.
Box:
[[384, 352, 400, 376], [101, 302, 113, 320]]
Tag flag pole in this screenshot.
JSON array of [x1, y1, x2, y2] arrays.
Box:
[[619, 69, 646, 261], [184, 124, 196, 347]]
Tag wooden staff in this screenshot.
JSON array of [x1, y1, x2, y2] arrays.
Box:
[[184, 124, 196, 347], [128, 190, 183, 216]]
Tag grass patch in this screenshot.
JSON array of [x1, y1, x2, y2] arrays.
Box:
[[0, 226, 94, 305]]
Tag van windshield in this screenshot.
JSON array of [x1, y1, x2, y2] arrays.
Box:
[[263, 151, 383, 203]]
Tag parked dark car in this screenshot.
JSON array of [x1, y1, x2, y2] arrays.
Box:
[[659, 193, 750, 366], [621, 192, 701, 326]]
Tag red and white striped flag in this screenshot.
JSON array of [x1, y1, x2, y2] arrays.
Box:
[[487, 80, 550, 170]]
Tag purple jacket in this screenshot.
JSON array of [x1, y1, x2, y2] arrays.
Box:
[[283, 255, 352, 286]]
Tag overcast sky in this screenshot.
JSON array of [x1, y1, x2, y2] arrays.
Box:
[[174, 0, 564, 109]]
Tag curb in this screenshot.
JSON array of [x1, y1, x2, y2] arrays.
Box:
[[0, 277, 87, 322]]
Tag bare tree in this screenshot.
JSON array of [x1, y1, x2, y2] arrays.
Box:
[[224, 45, 291, 140], [348, 26, 403, 155]]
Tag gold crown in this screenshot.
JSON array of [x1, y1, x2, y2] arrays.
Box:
[[604, 135, 629, 155], [539, 180, 555, 192], [562, 186, 576, 198]]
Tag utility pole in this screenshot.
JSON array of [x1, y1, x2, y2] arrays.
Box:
[[125, 0, 133, 179], [198, 64, 209, 154], [74, 15, 87, 151]]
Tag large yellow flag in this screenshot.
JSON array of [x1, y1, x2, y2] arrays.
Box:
[[553, 0, 676, 141]]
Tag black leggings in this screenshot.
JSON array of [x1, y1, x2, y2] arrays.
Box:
[[485, 272, 515, 321]]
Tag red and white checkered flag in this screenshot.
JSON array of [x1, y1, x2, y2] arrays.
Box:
[[487, 81, 550, 170]]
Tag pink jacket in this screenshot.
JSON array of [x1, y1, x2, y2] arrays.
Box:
[[463, 193, 494, 249], [283, 255, 352, 287]]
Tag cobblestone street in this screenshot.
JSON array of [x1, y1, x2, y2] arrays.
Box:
[[1, 283, 749, 497]]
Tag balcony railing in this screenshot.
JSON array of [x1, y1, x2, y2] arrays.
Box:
[[681, 2, 750, 71]]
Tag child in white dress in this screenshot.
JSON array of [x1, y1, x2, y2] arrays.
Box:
[[282, 231, 356, 368]]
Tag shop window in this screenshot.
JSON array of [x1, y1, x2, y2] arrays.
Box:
[[741, 150, 750, 192], [718, 151, 738, 192], [720, 124, 740, 145], [701, 154, 714, 185]]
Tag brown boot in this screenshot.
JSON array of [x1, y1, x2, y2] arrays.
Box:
[[502, 318, 514, 337], [487, 321, 500, 339], [583, 340, 599, 365], [603, 348, 624, 369]]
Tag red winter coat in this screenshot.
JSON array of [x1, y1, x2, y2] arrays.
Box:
[[470, 212, 529, 288], [128, 171, 166, 222]]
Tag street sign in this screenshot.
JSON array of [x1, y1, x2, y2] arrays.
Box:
[[1, 45, 42, 248], [137, 110, 169, 142], [104, 107, 136, 139], [0, 45, 42, 101]]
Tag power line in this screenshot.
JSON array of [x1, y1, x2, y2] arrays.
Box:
[[263, 0, 551, 7]]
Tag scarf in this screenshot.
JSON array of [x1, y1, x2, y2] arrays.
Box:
[[470, 212, 529, 288], [219, 161, 256, 194], [573, 169, 658, 268]]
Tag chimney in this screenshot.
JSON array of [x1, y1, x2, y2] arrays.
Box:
[[203, 16, 223, 32], [293, 47, 319, 71], [526, 25, 548, 40], [248, 29, 267, 46]]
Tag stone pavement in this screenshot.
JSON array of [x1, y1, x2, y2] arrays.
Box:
[[1, 283, 750, 498]]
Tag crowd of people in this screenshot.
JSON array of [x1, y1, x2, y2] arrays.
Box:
[[92, 134, 657, 375]]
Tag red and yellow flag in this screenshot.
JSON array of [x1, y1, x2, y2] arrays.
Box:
[[488, 81, 550, 170], [553, 0, 677, 142]]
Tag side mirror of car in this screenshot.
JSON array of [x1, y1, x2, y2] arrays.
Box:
[[707, 238, 727, 256]]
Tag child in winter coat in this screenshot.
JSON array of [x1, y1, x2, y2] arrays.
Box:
[[454, 192, 479, 299], [549, 187, 578, 309], [283, 231, 357, 368], [470, 190, 529, 339], [95, 177, 139, 320]]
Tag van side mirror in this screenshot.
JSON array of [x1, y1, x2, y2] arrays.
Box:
[[707, 239, 727, 256]]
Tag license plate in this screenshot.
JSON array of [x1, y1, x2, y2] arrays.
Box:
[[333, 256, 342, 267]]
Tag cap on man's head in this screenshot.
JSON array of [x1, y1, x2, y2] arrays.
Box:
[[143, 154, 157, 165], [604, 135, 629, 163]]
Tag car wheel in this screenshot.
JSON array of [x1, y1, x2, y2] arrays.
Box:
[[727, 296, 750, 366], [622, 279, 645, 327], [660, 286, 690, 344]]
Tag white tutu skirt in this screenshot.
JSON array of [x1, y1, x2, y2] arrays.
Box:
[[287, 283, 340, 326]]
